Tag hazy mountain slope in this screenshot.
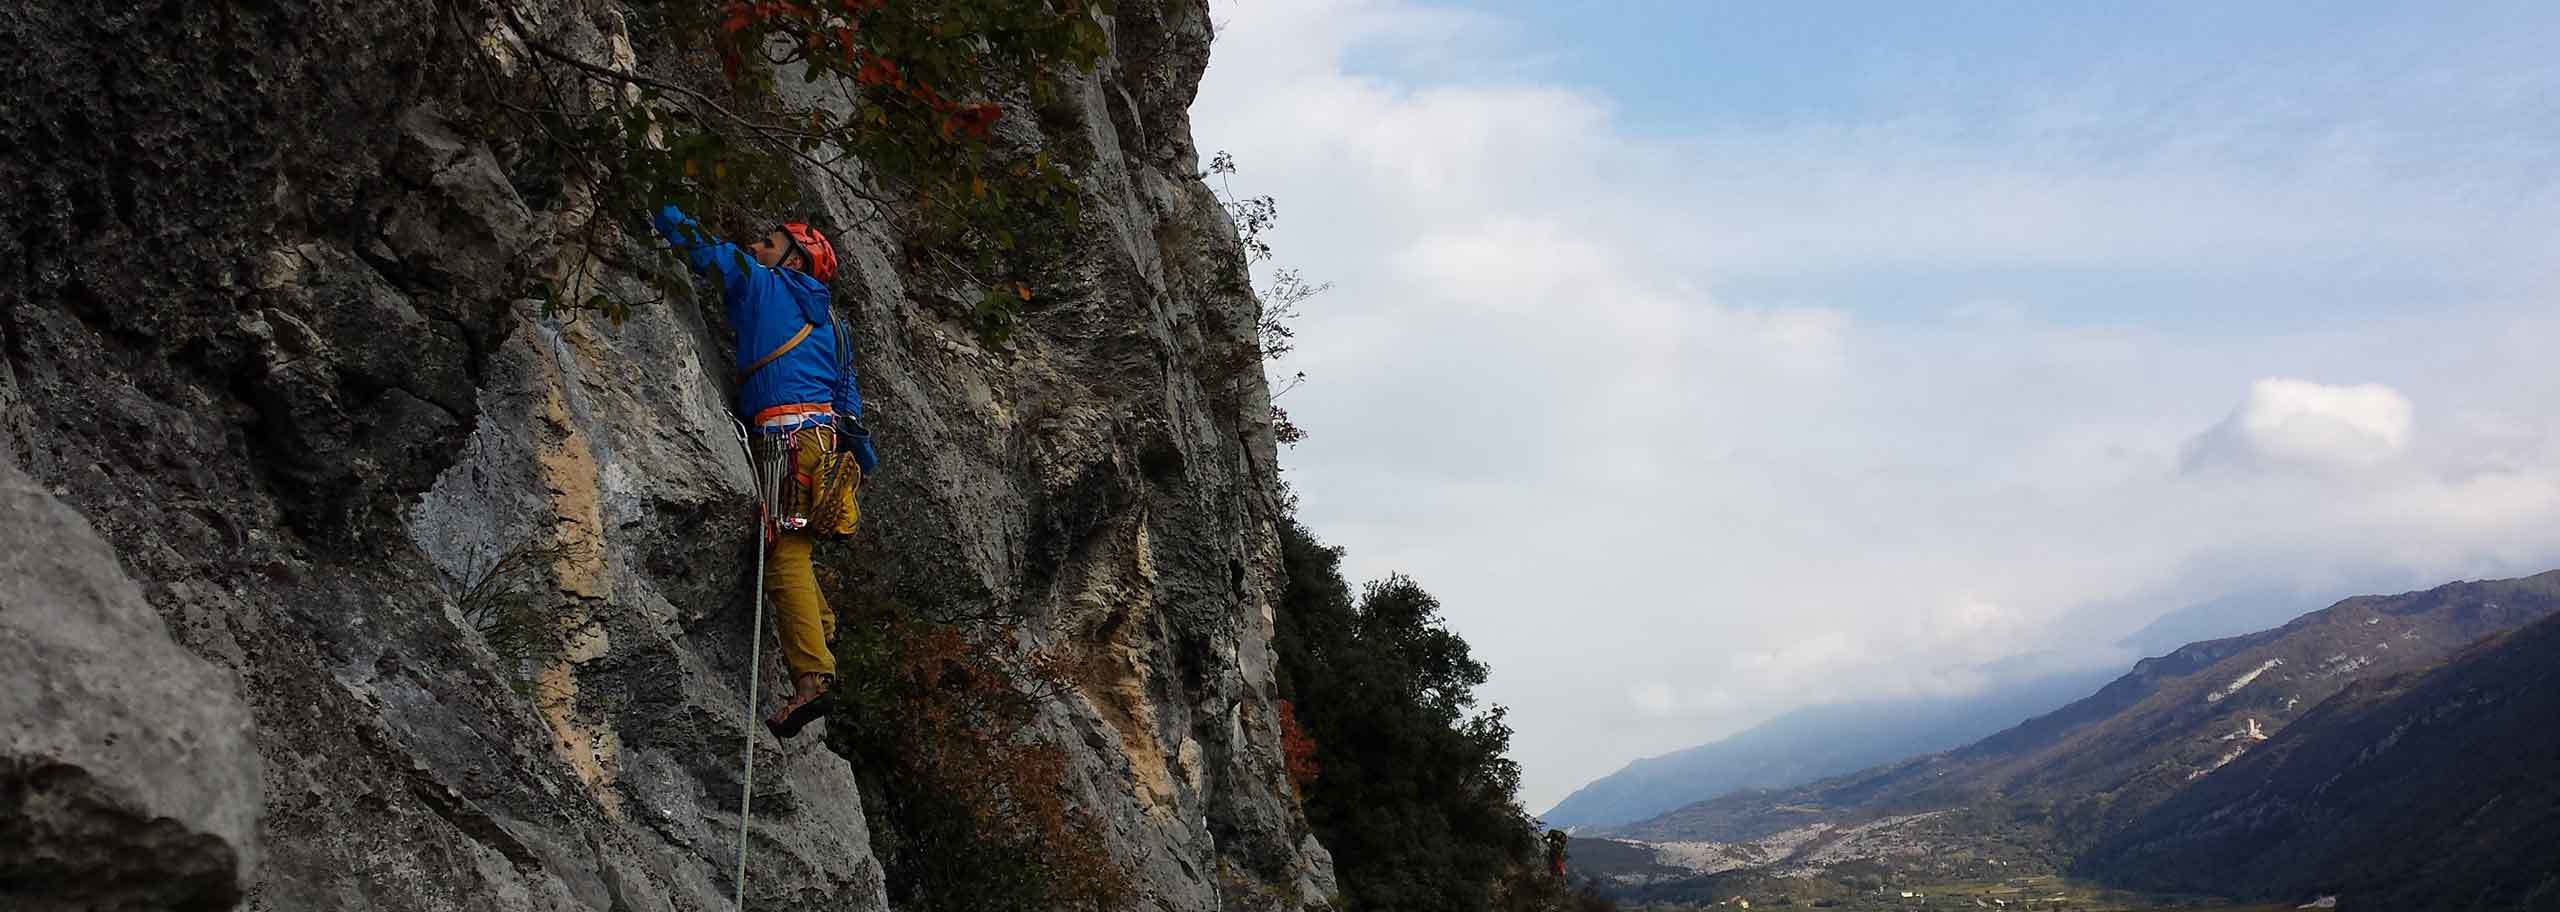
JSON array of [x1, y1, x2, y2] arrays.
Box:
[[1606, 572, 2560, 854], [1543, 667, 2118, 830], [2083, 612, 2560, 910], [2114, 586, 2383, 661]]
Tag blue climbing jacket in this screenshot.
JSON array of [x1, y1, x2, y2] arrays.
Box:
[[652, 204, 879, 472]]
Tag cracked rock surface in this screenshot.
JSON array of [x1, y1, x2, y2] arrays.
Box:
[[2, 0, 1331, 909]]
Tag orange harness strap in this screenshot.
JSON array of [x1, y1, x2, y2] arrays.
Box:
[[752, 402, 833, 426]]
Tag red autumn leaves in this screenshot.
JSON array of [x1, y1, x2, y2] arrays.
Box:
[[716, 0, 1005, 141], [942, 101, 1002, 141], [1277, 698, 1322, 795]]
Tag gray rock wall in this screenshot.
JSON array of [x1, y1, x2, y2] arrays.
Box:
[[0, 0, 1330, 909], [2, 453, 262, 912]]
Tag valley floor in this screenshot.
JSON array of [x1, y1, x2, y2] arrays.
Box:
[[1617, 875, 2299, 912]]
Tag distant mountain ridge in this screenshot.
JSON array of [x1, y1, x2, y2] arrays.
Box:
[[1542, 667, 2119, 830], [1601, 571, 2560, 864], [1548, 587, 2345, 832], [2082, 610, 2560, 909], [2112, 584, 2391, 660]]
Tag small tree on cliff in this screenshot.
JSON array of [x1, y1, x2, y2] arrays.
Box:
[[1209, 149, 1325, 445]]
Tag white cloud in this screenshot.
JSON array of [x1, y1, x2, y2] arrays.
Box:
[[2183, 378, 2417, 474], [1195, 0, 2560, 810], [1629, 682, 1740, 718]]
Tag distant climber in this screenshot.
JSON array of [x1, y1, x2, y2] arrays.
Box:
[[1545, 828, 1570, 878], [652, 203, 879, 740]]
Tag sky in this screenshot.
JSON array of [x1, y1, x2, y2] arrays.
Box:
[[1188, 0, 2560, 812]]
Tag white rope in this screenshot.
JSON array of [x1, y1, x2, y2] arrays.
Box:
[[728, 413, 831, 909], [731, 418, 772, 910]]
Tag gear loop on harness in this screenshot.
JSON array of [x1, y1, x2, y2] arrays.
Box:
[[751, 411, 858, 541]]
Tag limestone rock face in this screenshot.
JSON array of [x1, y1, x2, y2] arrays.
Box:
[[1, 455, 263, 911], [0, 0, 1329, 909]]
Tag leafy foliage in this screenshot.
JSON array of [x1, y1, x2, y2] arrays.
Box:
[[1274, 518, 1611, 911], [441, 0, 1109, 337], [826, 597, 1132, 912], [1255, 269, 1322, 361]]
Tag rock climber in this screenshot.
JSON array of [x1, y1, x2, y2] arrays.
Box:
[[652, 203, 878, 740]]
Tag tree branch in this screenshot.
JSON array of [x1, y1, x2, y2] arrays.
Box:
[[500, 7, 902, 214]]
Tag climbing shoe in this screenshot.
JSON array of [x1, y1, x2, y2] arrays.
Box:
[[765, 674, 834, 740]]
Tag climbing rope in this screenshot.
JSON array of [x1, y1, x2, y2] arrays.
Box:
[[729, 413, 842, 908], [730, 417, 775, 910]]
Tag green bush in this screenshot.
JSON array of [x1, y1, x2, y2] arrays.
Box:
[[1275, 518, 1614, 912]]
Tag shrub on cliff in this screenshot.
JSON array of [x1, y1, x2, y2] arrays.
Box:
[[825, 598, 1131, 911]]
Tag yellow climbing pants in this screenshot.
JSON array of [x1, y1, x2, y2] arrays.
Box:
[[754, 423, 861, 679], [766, 531, 834, 678]]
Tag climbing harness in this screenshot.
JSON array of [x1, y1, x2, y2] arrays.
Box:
[[766, 417, 861, 540], [741, 408, 864, 535]]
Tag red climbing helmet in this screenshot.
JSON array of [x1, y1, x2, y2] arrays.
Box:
[[779, 222, 838, 283]]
